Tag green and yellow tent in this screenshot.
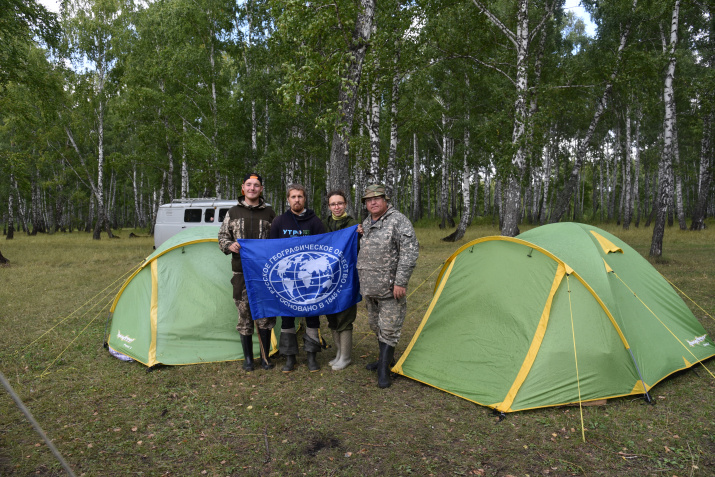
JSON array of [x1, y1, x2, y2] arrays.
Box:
[[394, 223, 714, 412], [106, 226, 277, 366]]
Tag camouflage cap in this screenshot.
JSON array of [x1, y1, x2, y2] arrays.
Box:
[[362, 184, 390, 202]]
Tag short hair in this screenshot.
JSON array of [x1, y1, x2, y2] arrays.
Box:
[[326, 189, 347, 203], [286, 183, 307, 199]]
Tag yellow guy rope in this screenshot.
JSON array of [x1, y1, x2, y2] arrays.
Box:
[[354, 261, 444, 347], [18, 264, 137, 355], [661, 275, 715, 322], [567, 275, 586, 442], [40, 299, 115, 378], [612, 272, 715, 380]]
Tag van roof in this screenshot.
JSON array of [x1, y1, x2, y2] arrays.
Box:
[[159, 198, 239, 208]]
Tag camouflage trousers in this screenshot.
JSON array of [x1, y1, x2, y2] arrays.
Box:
[[231, 272, 276, 335], [364, 295, 407, 347]]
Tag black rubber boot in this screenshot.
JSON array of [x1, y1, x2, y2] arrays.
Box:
[[283, 354, 296, 372], [258, 328, 274, 370], [280, 332, 298, 373], [377, 341, 395, 389], [240, 334, 254, 372], [366, 340, 394, 371], [303, 334, 322, 372]]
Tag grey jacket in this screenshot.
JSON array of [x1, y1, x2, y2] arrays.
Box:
[[357, 206, 419, 298]]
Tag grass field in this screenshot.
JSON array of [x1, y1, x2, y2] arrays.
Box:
[[1, 221, 714, 476]]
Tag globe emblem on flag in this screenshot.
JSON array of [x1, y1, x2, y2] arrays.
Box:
[[268, 252, 342, 305]]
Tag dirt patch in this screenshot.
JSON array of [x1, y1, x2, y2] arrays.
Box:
[[304, 434, 341, 457]]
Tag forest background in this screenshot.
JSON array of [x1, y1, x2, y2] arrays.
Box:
[[1, 0, 714, 256]]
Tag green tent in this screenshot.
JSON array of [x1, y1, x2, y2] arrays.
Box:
[[106, 226, 277, 366], [394, 223, 714, 412]]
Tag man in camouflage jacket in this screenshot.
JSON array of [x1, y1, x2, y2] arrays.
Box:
[[218, 173, 276, 372], [357, 184, 419, 388]]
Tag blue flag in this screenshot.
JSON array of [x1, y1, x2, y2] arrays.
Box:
[[237, 225, 361, 320]]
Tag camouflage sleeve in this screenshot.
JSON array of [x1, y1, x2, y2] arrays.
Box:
[[217, 212, 233, 254], [394, 214, 419, 288]]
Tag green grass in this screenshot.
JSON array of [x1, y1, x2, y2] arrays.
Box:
[[1, 222, 714, 476]]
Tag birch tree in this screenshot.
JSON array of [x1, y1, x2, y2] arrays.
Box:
[[650, 0, 680, 257], [470, 0, 556, 236], [327, 0, 376, 207]]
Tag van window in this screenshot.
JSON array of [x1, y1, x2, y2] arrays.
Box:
[[204, 209, 216, 223], [184, 209, 202, 223], [218, 208, 229, 223]]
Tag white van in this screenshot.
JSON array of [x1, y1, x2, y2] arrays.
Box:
[[154, 198, 238, 248]]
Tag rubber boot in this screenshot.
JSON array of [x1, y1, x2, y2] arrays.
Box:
[[258, 328, 274, 370], [279, 330, 298, 373], [365, 339, 380, 371], [366, 339, 394, 371], [331, 330, 352, 371], [240, 334, 254, 372], [304, 328, 322, 372], [328, 330, 341, 367], [377, 341, 395, 389]]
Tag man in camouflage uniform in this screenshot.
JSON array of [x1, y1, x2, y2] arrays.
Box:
[[357, 184, 419, 388], [218, 173, 276, 371]]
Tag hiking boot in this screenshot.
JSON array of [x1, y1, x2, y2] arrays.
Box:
[[240, 334, 254, 372]]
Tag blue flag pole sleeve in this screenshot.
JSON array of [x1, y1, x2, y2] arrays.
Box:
[[237, 225, 361, 320]]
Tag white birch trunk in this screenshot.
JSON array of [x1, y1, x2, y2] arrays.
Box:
[[623, 107, 633, 229], [691, 113, 712, 230], [369, 83, 380, 183], [634, 108, 641, 226], [386, 63, 399, 197], [412, 132, 420, 221], [7, 172, 14, 239], [651, 0, 680, 257], [444, 124, 473, 242], [328, 0, 376, 206], [549, 0, 637, 223], [672, 118, 686, 229]]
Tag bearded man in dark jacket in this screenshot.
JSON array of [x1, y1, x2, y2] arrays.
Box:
[[270, 184, 326, 372], [218, 173, 276, 372]]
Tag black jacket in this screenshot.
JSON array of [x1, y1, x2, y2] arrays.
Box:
[[269, 208, 326, 239]]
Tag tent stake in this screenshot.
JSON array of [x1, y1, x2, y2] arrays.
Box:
[[492, 409, 506, 422]]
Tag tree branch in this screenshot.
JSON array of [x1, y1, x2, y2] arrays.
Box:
[[471, 0, 517, 47]]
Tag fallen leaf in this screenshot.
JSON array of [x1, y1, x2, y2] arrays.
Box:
[[247, 405, 253, 410], [137, 441, 142, 445], [344, 452, 352, 457], [665, 446, 671, 453], [131, 427, 138, 432]]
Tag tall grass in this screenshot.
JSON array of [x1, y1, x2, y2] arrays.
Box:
[[1, 221, 714, 476]]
